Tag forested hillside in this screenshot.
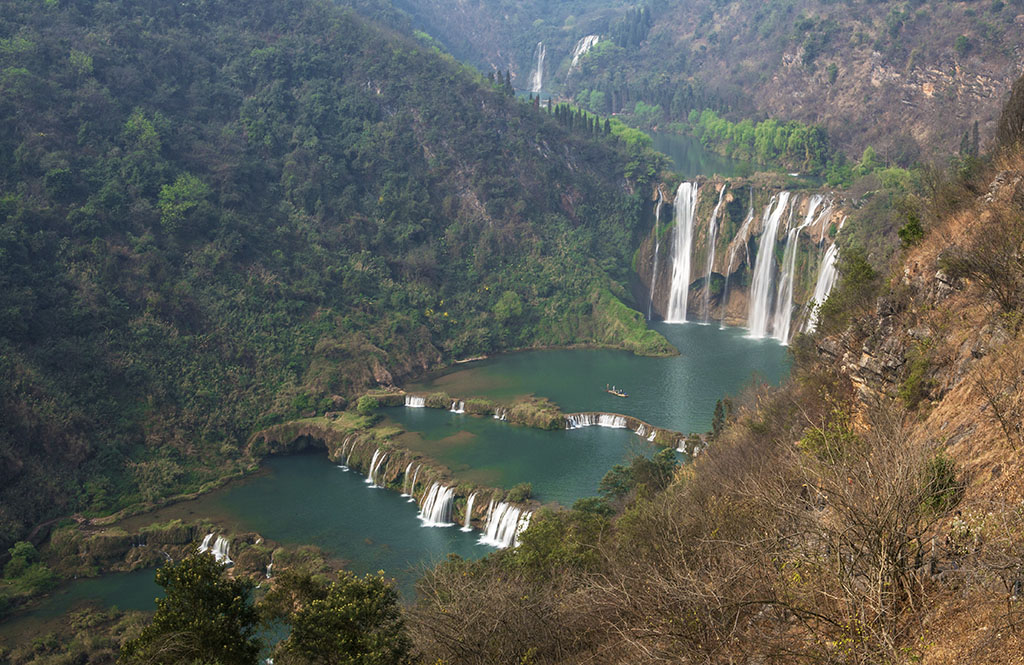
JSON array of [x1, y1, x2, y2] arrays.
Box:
[[389, 0, 1024, 161], [0, 0, 667, 548]]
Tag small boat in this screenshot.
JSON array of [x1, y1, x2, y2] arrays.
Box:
[[606, 384, 629, 398]]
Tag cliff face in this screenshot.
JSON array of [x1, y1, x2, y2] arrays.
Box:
[[384, 0, 1024, 159]]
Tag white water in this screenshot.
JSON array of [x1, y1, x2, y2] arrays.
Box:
[[566, 413, 629, 429], [345, 436, 354, 467], [478, 501, 532, 549], [266, 551, 274, 579], [665, 182, 699, 323], [720, 189, 754, 329], [406, 464, 421, 503], [747, 192, 791, 338], [529, 42, 545, 93], [805, 241, 841, 333], [400, 462, 414, 496], [648, 189, 664, 320], [405, 395, 425, 408], [703, 185, 728, 322], [493, 407, 508, 421], [461, 492, 477, 532], [418, 482, 456, 527], [449, 400, 465, 414], [569, 35, 600, 71], [198, 533, 232, 565], [365, 448, 388, 488], [771, 195, 822, 343]]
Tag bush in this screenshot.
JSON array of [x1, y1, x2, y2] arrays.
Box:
[[506, 483, 533, 503], [356, 395, 379, 416]]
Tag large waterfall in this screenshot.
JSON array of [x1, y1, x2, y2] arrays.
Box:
[[747, 192, 791, 338], [418, 482, 456, 527], [461, 492, 477, 532], [805, 241, 841, 333], [479, 500, 533, 549], [569, 35, 599, 71], [529, 42, 545, 93], [702, 185, 728, 322], [198, 533, 232, 564], [665, 182, 699, 323], [648, 189, 663, 320], [771, 195, 823, 343]]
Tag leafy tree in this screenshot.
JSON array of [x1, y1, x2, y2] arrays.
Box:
[[273, 572, 412, 665], [119, 554, 261, 665], [356, 395, 379, 416]]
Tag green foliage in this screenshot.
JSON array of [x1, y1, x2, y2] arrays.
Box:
[[279, 572, 412, 665], [799, 408, 860, 463], [921, 452, 962, 514], [954, 34, 970, 56], [119, 554, 261, 665], [686, 109, 832, 172], [711, 398, 733, 439], [599, 448, 678, 500], [356, 395, 380, 416], [506, 482, 533, 503], [817, 245, 881, 334], [511, 502, 612, 574], [157, 173, 212, 234]]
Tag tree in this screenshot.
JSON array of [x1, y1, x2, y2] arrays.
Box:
[[119, 553, 261, 665], [273, 572, 412, 665]]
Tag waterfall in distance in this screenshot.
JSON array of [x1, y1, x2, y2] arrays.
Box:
[[665, 182, 699, 323], [478, 500, 533, 549], [805, 240, 841, 333], [702, 185, 728, 323], [405, 395, 425, 408], [647, 189, 663, 320], [568, 35, 599, 72], [747, 192, 792, 338], [406, 464, 421, 502], [771, 195, 823, 343], [365, 449, 388, 488], [461, 493, 477, 532], [529, 42, 545, 93], [198, 533, 232, 565], [720, 189, 754, 329]]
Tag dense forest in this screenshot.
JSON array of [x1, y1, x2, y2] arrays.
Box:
[[0, 0, 670, 550]]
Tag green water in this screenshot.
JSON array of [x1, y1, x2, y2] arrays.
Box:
[[210, 453, 489, 593], [384, 407, 655, 506], [648, 130, 754, 179], [411, 322, 790, 434]]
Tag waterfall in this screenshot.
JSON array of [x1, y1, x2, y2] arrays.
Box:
[[400, 462, 414, 497], [665, 182, 699, 323], [365, 448, 388, 488], [771, 195, 822, 343], [478, 501, 533, 549], [529, 42, 545, 93], [198, 533, 232, 565], [266, 551, 274, 579], [635, 424, 648, 438], [648, 189, 664, 320], [345, 439, 354, 467], [337, 435, 354, 470], [406, 464, 421, 503], [493, 407, 508, 421], [418, 482, 456, 527], [804, 241, 841, 333], [405, 395, 425, 408], [569, 35, 600, 71], [747, 192, 791, 338], [703, 185, 728, 322], [720, 189, 754, 329], [461, 493, 477, 532], [449, 400, 465, 414], [565, 413, 628, 429]]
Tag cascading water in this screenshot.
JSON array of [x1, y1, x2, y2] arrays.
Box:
[[478, 501, 533, 549], [665, 182, 699, 323], [771, 195, 822, 343], [461, 493, 477, 532], [449, 400, 465, 414], [365, 448, 388, 488], [529, 42, 545, 93], [568, 35, 599, 72], [405, 395, 425, 408], [400, 462, 414, 496], [747, 192, 791, 338], [565, 413, 628, 429], [406, 464, 421, 503], [198, 533, 232, 564], [418, 482, 456, 527], [804, 241, 841, 333], [720, 189, 754, 329], [493, 407, 508, 421], [648, 189, 664, 320], [703, 185, 728, 322]]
